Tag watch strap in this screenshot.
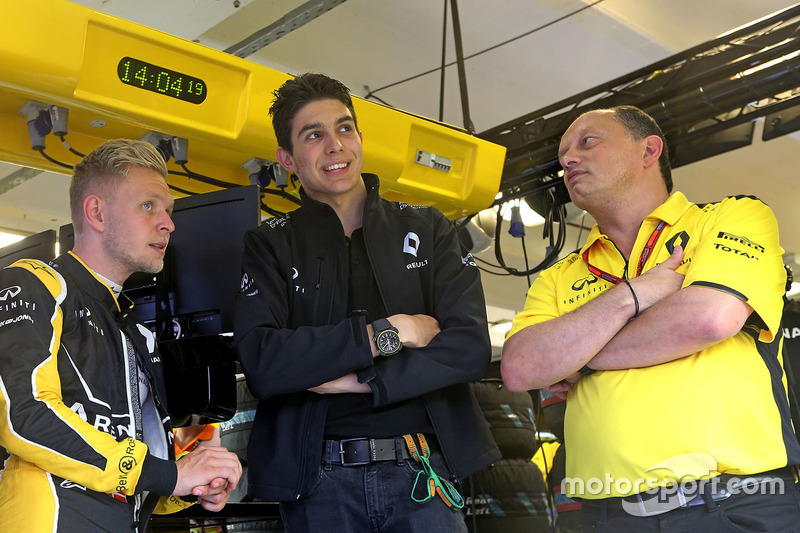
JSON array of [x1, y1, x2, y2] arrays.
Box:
[[372, 318, 394, 333]]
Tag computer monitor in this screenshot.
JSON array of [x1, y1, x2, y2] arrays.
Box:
[[159, 184, 261, 337], [58, 223, 74, 253], [0, 229, 57, 268], [58, 185, 261, 337]]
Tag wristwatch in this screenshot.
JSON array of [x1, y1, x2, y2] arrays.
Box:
[[372, 318, 402, 357]]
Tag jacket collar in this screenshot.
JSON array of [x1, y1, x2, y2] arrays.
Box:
[[297, 173, 382, 217], [56, 251, 131, 313]]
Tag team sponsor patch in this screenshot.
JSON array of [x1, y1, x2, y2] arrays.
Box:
[[571, 274, 599, 292], [553, 254, 580, 270], [665, 231, 690, 254], [398, 203, 429, 211], [240, 272, 258, 296], [716, 231, 765, 253], [264, 214, 290, 228], [0, 314, 33, 328], [403, 232, 420, 257], [0, 286, 21, 300]]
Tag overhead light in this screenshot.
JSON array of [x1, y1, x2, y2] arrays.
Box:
[[788, 282, 800, 299], [479, 199, 545, 228], [490, 320, 513, 335], [0, 231, 25, 249]]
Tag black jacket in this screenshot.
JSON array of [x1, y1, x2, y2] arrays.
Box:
[[234, 174, 500, 501], [0, 252, 190, 531]]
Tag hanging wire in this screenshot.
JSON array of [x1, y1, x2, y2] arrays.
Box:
[[438, 0, 448, 122], [57, 134, 85, 158], [364, 0, 606, 99], [37, 149, 73, 169], [492, 194, 567, 278]]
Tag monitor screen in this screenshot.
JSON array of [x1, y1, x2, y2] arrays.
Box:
[[162, 184, 260, 337], [56, 185, 261, 338], [0, 230, 57, 268]]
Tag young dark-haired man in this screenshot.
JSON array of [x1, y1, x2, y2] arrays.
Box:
[[234, 73, 500, 531]]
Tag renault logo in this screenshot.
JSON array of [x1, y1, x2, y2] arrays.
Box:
[[403, 232, 420, 257], [0, 286, 21, 301]]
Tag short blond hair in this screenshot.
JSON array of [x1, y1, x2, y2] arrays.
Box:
[[70, 139, 168, 232]]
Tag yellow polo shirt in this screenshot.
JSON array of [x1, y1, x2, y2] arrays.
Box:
[[507, 192, 797, 498]]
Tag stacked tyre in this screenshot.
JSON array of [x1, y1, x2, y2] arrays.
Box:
[[463, 371, 551, 533], [540, 390, 581, 533]]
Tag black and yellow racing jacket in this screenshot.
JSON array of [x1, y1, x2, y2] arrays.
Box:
[[234, 174, 501, 501], [0, 252, 190, 531]]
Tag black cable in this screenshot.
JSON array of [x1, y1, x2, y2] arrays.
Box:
[[179, 164, 239, 189], [37, 148, 73, 169], [493, 201, 566, 277], [365, 0, 606, 98], [362, 88, 395, 107], [57, 134, 85, 158], [520, 234, 532, 287], [261, 187, 302, 206], [476, 261, 513, 276], [454, 213, 475, 230], [260, 201, 286, 218], [438, 0, 448, 122], [475, 255, 508, 270], [449, 0, 475, 133]]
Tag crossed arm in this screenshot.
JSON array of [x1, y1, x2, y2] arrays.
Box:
[[307, 314, 441, 394], [501, 247, 754, 392]]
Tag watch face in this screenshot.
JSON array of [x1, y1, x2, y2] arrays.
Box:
[[378, 331, 401, 355]]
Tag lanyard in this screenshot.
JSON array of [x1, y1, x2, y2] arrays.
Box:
[[582, 221, 666, 285]]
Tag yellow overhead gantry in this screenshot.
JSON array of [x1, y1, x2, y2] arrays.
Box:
[[0, 0, 505, 218]]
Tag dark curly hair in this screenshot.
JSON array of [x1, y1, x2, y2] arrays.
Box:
[[269, 73, 358, 153]]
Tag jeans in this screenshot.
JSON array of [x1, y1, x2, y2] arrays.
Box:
[[280, 451, 468, 533]]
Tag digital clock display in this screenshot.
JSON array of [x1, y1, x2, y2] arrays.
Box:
[[117, 57, 207, 104]]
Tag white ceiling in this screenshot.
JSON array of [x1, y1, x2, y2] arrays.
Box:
[[1, 0, 799, 337]]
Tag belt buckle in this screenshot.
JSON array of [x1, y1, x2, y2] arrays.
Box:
[[338, 438, 372, 466], [622, 485, 698, 517]]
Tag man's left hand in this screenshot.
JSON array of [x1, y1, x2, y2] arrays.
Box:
[[192, 477, 233, 512], [544, 371, 582, 400]]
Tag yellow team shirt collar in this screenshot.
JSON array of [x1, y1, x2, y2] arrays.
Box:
[[579, 191, 694, 257]]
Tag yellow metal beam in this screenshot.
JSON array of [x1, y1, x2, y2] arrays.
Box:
[[0, 0, 505, 217]]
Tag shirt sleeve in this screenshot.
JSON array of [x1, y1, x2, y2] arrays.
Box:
[[506, 256, 568, 340], [0, 261, 171, 496], [682, 196, 785, 340]]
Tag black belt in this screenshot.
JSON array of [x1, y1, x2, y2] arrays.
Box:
[[322, 436, 437, 467], [580, 466, 796, 517]]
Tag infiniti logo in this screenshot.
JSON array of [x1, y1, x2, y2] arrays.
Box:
[[571, 275, 598, 291], [0, 286, 21, 301]]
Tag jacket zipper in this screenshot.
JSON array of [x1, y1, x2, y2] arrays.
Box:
[[311, 253, 325, 320]]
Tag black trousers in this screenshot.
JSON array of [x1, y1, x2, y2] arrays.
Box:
[[579, 483, 800, 532]]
